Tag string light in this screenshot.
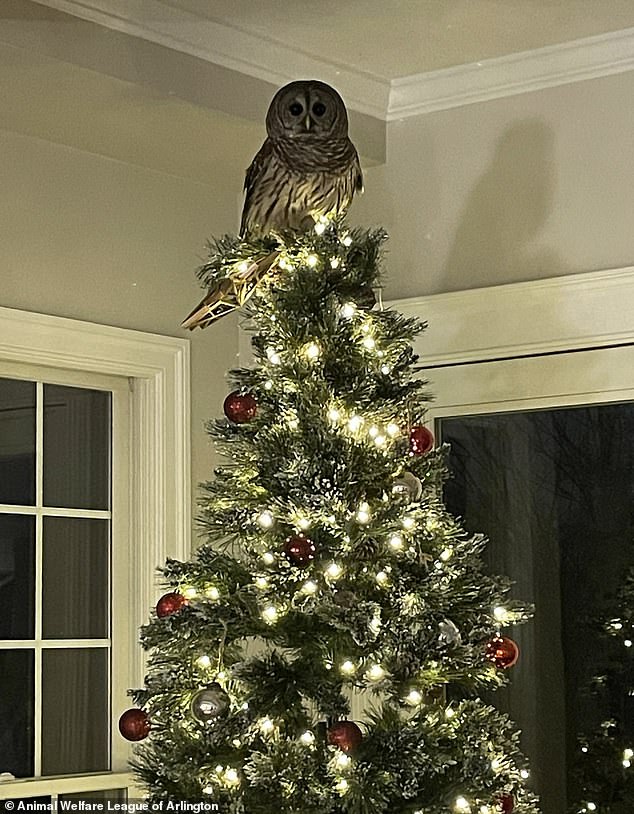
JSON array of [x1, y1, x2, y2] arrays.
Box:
[[381, 364, 391, 374], [259, 717, 275, 735], [342, 235, 353, 247], [237, 261, 249, 274], [454, 797, 471, 813], [367, 664, 385, 681], [195, 655, 212, 670], [356, 502, 371, 524], [205, 585, 220, 600], [389, 534, 404, 551], [255, 577, 268, 590], [341, 302, 356, 318], [348, 415, 363, 432], [314, 221, 327, 235], [262, 605, 279, 624], [223, 768, 240, 786], [520, 769, 530, 779], [326, 562, 343, 579], [304, 341, 321, 360], [402, 516, 416, 530], [386, 422, 400, 437], [440, 547, 453, 561], [336, 753, 351, 769], [374, 434, 387, 447], [335, 778, 349, 793], [257, 511, 274, 529], [375, 570, 389, 585], [182, 586, 197, 599], [266, 348, 281, 365], [406, 689, 423, 706], [328, 407, 341, 423], [363, 336, 376, 350], [306, 254, 318, 267], [300, 730, 315, 745], [368, 425, 379, 438], [262, 551, 275, 565], [264, 379, 273, 390], [330, 257, 341, 269], [493, 606, 509, 623], [301, 580, 318, 595], [340, 660, 356, 676]]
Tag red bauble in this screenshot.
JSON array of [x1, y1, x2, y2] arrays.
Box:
[[118, 708, 150, 741], [223, 391, 257, 424], [327, 720, 363, 753], [485, 636, 520, 669], [156, 591, 187, 618], [498, 793, 515, 813], [283, 535, 316, 567], [409, 425, 434, 455]]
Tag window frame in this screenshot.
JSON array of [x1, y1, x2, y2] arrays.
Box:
[[0, 306, 190, 798]]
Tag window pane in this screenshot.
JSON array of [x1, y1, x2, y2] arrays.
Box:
[[0, 650, 34, 777], [0, 378, 35, 505], [440, 404, 634, 814], [0, 514, 35, 640], [43, 385, 111, 510], [42, 517, 109, 640], [41, 648, 109, 775]]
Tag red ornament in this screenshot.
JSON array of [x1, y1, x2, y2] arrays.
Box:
[[327, 720, 363, 753], [497, 793, 515, 813], [409, 425, 434, 455], [224, 391, 257, 424], [283, 535, 316, 567], [118, 708, 150, 741], [156, 591, 187, 618], [485, 636, 520, 669]]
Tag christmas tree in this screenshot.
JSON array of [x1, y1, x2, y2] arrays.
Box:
[[571, 567, 634, 814], [121, 220, 539, 813]]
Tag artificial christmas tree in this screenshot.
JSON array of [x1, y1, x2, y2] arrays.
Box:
[[570, 568, 634, 814], [122, 220, 539, 813]]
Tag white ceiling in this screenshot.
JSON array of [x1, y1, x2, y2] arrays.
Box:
[[168, 0, 634, 79]]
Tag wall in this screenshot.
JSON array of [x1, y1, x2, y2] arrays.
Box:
[[0, 128, 240, 534], [352, 71, 634, 299]]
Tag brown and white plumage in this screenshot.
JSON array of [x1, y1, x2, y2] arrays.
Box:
[[240, 80, 363, 236]]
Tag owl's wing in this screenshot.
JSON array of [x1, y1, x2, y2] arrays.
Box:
[[353, 145, 364, 194], [240, 138, 275, 237]]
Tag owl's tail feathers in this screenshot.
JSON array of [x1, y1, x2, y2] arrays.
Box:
[[181, 250, 280, 330]]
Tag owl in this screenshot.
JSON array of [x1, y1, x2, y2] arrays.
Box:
[[240, 80, 363, 236]]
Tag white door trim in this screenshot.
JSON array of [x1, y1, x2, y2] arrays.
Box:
[[390, 266, 634, 368]]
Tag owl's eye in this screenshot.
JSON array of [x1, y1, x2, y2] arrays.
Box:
[[312, 102, 327, 117], [289, 102, 304, 116]]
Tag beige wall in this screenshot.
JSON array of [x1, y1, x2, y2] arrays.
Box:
[[353, 71, 634, 299], [0, 128, 240, 532]]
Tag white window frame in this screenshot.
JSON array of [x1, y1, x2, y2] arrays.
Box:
[[0, 306, 190, 799]]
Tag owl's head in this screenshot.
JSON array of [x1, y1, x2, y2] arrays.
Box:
[[266, 80, 350, 140]]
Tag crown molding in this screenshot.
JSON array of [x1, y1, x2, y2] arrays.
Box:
[[34, 0, 634, 121], [388, 27, 634, 119]]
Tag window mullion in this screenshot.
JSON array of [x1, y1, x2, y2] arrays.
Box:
[[34, 381, 44, 778]]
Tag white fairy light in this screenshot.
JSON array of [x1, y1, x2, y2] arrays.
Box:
[[368, 425, 379, 438], [306, 254, 318, 267], [367, 664, 385, 681], [402, 516, 416, 530], [255, 577, 268, 590], [381, 364, 391, 374], [386, 422, 400, 437], [335, 778, 349, 793], [262, 551, 275, 565], [182, 586, 197, 599], [406, 689, 423, 706], [389, 534, 404, 551], [581, 746, 588, 753], [480, 807, 492, 814], [490, 757, 503, 772], [330, 257, 341, 269], [314, 221, 327, 235], [587, 804, 597, 812], [445, 707, 455, 719], [205, 585, 220, 600], [341, 302, 356, 318], [195, 655, 212, 670], [624, 748, 634, 760], [262, 605, 278, 624], [356, 502, 371, 524], [363, 336, 376, 350], [342, 235, 353, 247], [326, 562, 343, 579], [374, 434, 387, 447], [287, 417, 299, 430], [300, 730, 315, 745], [259, 717, 275, 734], [237, 261, 249, 274], [375, 570, 389, 585], [440, 548, 453, 561], [348, 415, 363, 432], [340, 660, 356, 675], [328, 407, 341, 423], [336, 753, 351, 769], [266, 348, 281, 365], [264, 379, 273, 390], [257, 511, 274, 529], [304, 341, 321, 360], [625, 639, 633, 647], [454, 797, 471, 813], [520, 769, 530, 779], [224, 768, 240, 786], [302, 580, 318, 595], [493, 606, 509, 623]]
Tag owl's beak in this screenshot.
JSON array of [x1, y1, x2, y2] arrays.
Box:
[[304, 115, 312, 131]]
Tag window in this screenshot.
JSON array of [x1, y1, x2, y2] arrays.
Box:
[[0, 308, 190, 800]]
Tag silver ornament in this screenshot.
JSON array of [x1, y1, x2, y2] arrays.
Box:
[[190, 683, 230, 723], [392, 472, 423, 502], [438, 619, 462, 645]]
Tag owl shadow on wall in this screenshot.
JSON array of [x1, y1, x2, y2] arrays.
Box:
[[443, 119, 565, 292]]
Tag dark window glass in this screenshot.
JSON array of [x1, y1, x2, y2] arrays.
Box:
[[0, 379, 35, 505], [42, 517, 109, 640], [43, 385, 111, 510], [0, 650, 34, 777], [60, 790, 126, 802], [441, 404, 634, 814], [0, 514, 35, 640], [41, 648, 109, 775]]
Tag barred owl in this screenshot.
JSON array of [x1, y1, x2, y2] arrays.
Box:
[[240, 80, 363, 236]]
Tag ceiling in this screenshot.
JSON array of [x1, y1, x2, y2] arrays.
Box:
[[168, 0, 634, 79]]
